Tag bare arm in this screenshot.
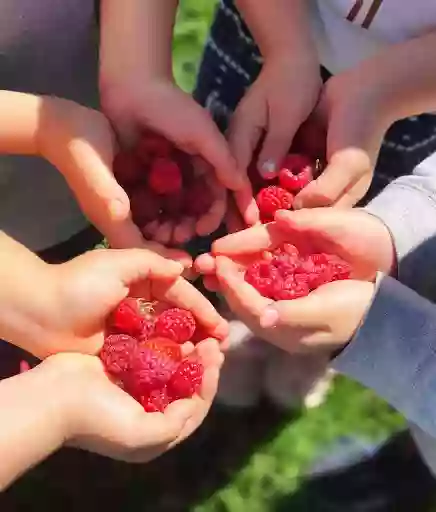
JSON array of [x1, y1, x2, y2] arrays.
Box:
[[0, 363, 67, 489], [235, 0, 317, 59], [99, 0, 178, 87], [348, 31, 436, 126]]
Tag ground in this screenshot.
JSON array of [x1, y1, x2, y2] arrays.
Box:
[[0, 1, 408, 511]]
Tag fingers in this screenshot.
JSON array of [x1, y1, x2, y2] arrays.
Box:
[[191, 106, 247, 192], [195, 174, 227, 237], [169, 339, 224, 445], [153, 277, 228, 341], [212, 222, 287, 256], [233, 187, 260, 226], [215, 256, 271, 321], [257, 111, 299, 180], [294, 148, 371, 209], [91, 248, 183, 286], [228, 98, 264, 175]]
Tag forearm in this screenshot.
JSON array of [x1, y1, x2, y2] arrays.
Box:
[[0, 232, 56, 354], [0, 365, 66, 489], [235, 0, 317, 60], [333, 274, 436, 439], [99, 0, 178, 88], [364, 152, 436, 299], [354, 31, 436, 125], [0, 90, 45, 155]]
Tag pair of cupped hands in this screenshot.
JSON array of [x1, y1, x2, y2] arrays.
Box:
[[28, 61, 395, 465], [44, 52, 388, 261]]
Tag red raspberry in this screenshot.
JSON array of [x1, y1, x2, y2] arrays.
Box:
[[325, 254, 352, 281], [256, 186, 293, 223], [183, 178, 214, 217], [110, 298, 146, 337], [153, 308, 197, 344], [130, 188, 161, 226], [244, 260, 281, 299], [124, 345, 179, 400], [141, 387, 171, 413], [144, 337, 182, 362], [148, 158, 182, 195], [113, 151, 142, 187], [137, 134, 172, 162], [100, 334, 137, 377], [272, 276, 310, 300], [167, 360, 204, 400], [279, 154, 314, 193]]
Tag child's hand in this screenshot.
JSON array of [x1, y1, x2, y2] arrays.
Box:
[[294, 71, 390, 209], [197, 207, 396, 353], [101, 78, 258, 230], [10, 341, 223, 469], [228, 52, 322, 179], [39, 97, 190, 266], [3, 246, 227, 359]]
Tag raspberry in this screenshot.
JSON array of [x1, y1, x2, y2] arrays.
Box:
[[148, 158, 182, 195], [167, 360, 203, 400], [272, 276, 310, 300], [245, 244, 352, 300], [124, 345, 179, 400], [279, 154, 314, 193], [100, 334, 137, 377], [141, 387, 170, 413], [137, 134, 172, 161], [153, 308, 197, 344], [183, 178, 214, 217], [110, 298, 146, 337], [113, 151, 142, 187], [144, 337, 182, 362], [130, 188, 161, 226], [256, 186, 293, 223], [244, 260, 281, 299], [325, 254, 352, 281]]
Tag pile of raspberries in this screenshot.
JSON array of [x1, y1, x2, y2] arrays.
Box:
[[249, 154, 318, 223], [100, 298, 204, 413], [245, 244, 351, 300], [113, 132, 214, 236]]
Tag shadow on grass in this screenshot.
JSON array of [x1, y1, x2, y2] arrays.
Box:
[[1, 401, 301, 512], [270, 431, 436, 512]]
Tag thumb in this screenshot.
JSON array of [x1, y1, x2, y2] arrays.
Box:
[[257, 112, 299, 179], [93, 248, 183, 287], [275, 208, 346, 238], [260, 296, 321, 331], [294, 148, 371, 209], [62, 136, 132, 234]]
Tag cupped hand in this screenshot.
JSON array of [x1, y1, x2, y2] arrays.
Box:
[[101, 78, 258, 232], [228, 53, 322, 180], [293, 70, 391, 209], [16, 248, 227, 359], [40, 339, 224, 463]]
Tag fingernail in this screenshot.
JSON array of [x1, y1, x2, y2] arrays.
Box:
[[259, 160, 277, 180], [260, 307, 279, 328]]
